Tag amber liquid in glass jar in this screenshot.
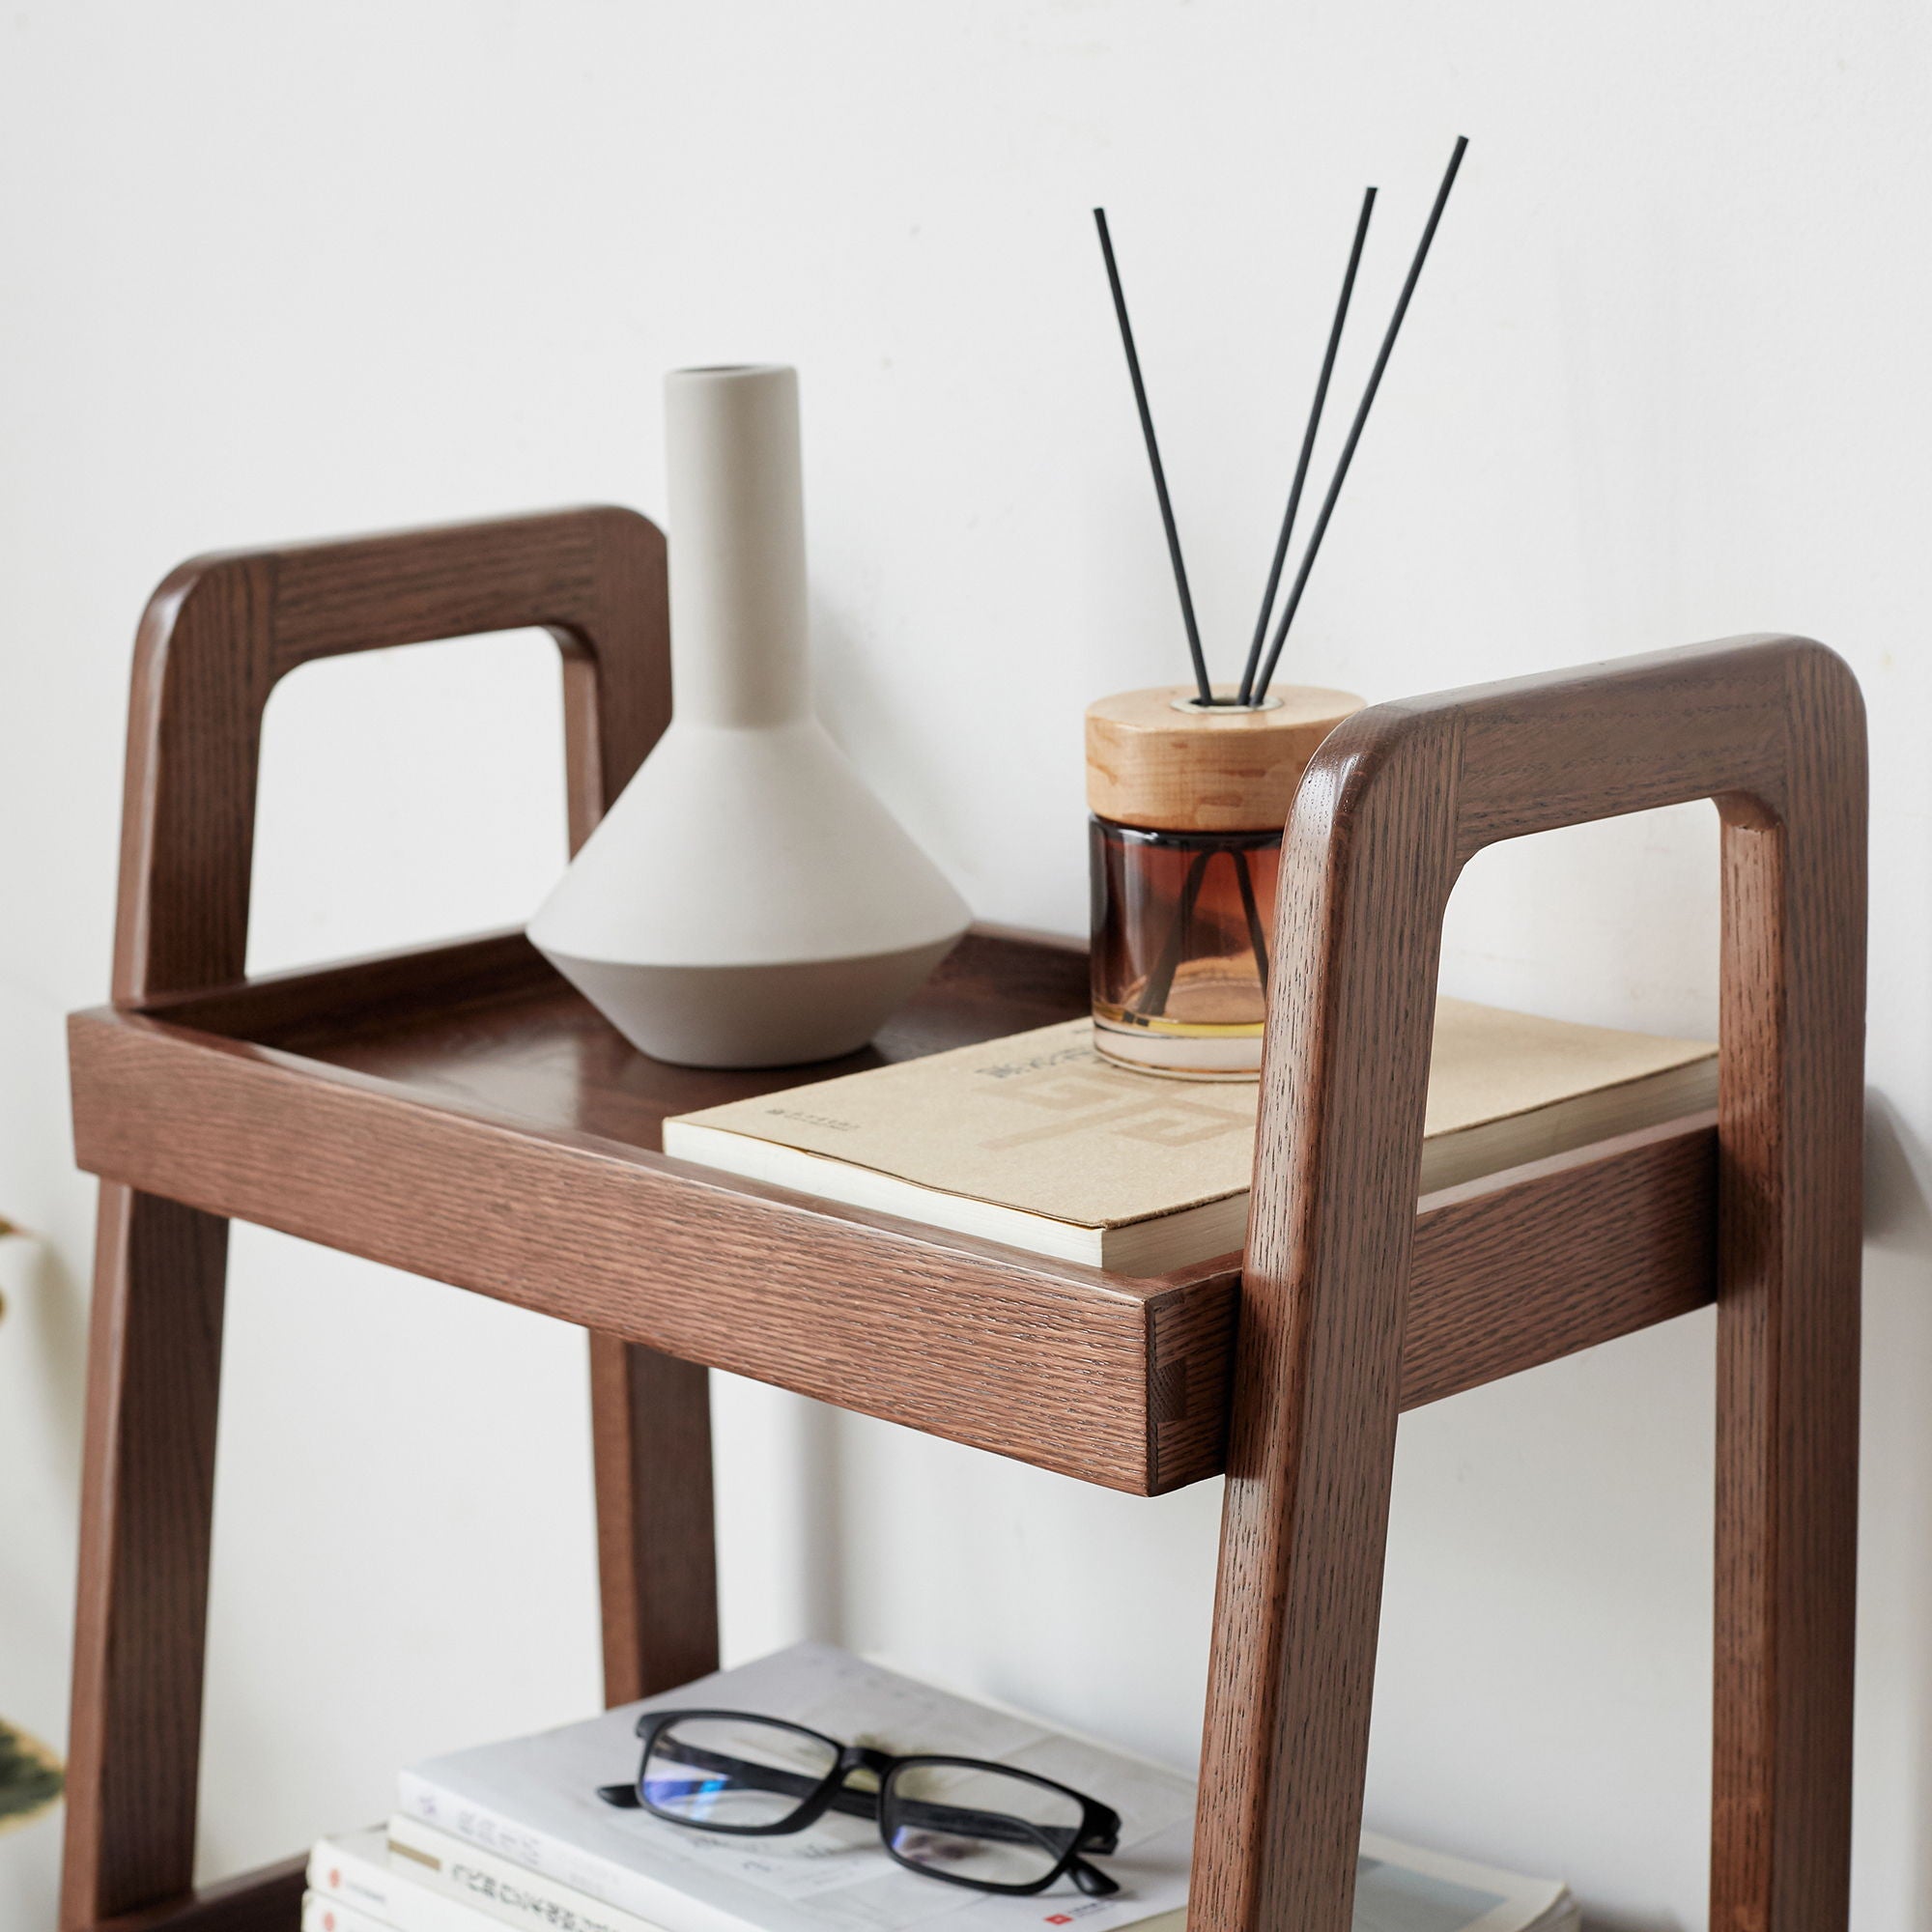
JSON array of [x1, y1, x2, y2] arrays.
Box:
[[1090, 819, 1280, 1077]]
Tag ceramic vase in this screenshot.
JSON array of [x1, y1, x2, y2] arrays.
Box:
[[529, 364, 970, 1068]]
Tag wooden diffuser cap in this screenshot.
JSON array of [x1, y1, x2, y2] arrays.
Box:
[[1086, 684, 1366, 833]]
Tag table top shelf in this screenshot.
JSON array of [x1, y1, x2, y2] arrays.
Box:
[[70, 923, 1718, 1496]]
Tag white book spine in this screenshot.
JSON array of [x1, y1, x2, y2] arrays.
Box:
[[395, 1775, 753, 1932], [307, 1835, 495, 1932], [387, 1812, 672, 1932], [303, 1890, 402, 1932]]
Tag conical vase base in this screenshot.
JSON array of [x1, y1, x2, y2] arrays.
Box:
[[540, 938, 962, 1068]]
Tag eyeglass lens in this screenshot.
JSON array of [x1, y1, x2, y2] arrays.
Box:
[[641, 1716, 839, 1830], [884, 1760, 1084, 1889]]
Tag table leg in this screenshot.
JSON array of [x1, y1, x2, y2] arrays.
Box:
[[588, 1337, 720, 1705], [62, 1185, 230, 1930]]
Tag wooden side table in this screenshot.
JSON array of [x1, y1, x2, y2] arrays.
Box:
[[58, 508, 1864, 1932]]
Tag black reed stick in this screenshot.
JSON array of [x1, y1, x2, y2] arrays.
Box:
[[1132, 848, 1212, 1019], [1252, 135, 1468, 704], [1236, 185, 1377, 707], [1233, 847, 1270, 991], [1094, 208, 1215, 707]]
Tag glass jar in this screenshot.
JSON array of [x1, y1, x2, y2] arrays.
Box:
[[1090, 819, 1280, 1076], [1085, 683, 1363, 1078]]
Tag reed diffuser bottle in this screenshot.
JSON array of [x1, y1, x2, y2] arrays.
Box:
[[1087, 685, 1360, 1076], [1084, 138, 1464, 1074]]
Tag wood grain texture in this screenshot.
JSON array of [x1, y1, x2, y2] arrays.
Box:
[[60, 1187, 229, 1928], [1711, 644, 1865, 1931], [589, 1336, 719, 1703], [69, 992, 1222, 1494], [1190, 636, 1864, 1932], [70, 926, 1723, 1494], [111, 506, 667, 1006], [1404, 1111, 1718, 1408], [63, 509, 706, 1931], [1085, 682, 1363, 831], [1194, 685, 1461, 1932]]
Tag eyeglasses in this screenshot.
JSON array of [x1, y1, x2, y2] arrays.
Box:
[[596, 1708, 1122, 1898]]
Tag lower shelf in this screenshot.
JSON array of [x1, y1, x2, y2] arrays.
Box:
[[68, 927, 1718, 1495]]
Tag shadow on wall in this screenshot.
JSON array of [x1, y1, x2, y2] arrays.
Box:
[[1859, 1092, 1932, 1931], [796, 1398, 847, 1642], [1865, 1090, 1932, 1258]]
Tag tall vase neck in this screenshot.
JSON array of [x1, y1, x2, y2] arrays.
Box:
[[666, 362, 812, 728]]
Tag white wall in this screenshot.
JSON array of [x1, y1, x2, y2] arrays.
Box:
[[2, 4, 1927, 1926]]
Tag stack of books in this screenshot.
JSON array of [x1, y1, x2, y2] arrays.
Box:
[[304, 1644, 1578, 1932]]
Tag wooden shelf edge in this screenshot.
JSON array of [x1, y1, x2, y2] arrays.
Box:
[[71, 1004, 1216, 1495], [70, 989, 1719, 1495], [134, 927, 548, 1045], [1404, 1109, 1718, 1408]]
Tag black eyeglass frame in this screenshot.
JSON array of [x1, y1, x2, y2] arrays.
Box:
[[596, 1707, 1123, 1898]]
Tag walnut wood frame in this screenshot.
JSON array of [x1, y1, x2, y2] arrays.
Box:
[[59, 509, 1864, 1932], [61, 509, 715, 1931], [1192, 637, 1864, 1932]]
